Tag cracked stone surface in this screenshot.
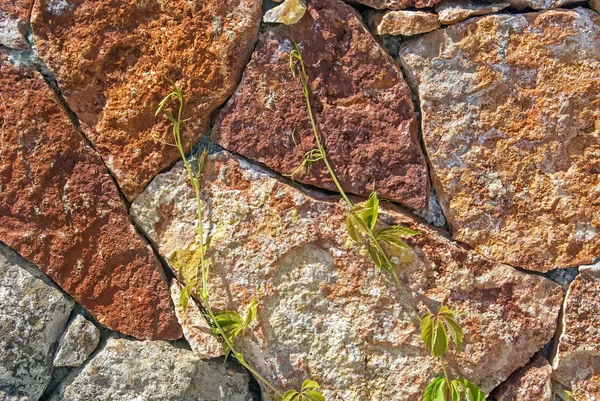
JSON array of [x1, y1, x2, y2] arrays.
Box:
[[0, 54, 181, 340], [49, 337, 253, 401], [53, 314, 100, 368], [493, 355, 552, 401], [400, 8, 600, 272], [213, 0, 430, 211], [131, 150, 563, 401], [367, 10, 440, 37], [553, 262, 600, 400], [30, 0, 262, 200], [0, 242, 74, 401], [434, 0, 510, 25]]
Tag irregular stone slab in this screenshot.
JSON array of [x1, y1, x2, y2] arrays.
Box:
[[0, 243, 74, 401], [553, 262, 600, 400], [0, 0, 29, 49], [509, 0, 579, 9], [493, 355, 552, 401], [170, 280, 225, 359], [592, 0, 600, 14], [30, 0, 262, 201], [399, 8, 600, 272], [131, 150, 563, 401], [213, 0, 429, 211], [367, 10, 440, 36], [350, 0, 441, 11], [53, 315, 100, 367], [263, 0, 307, 24], [0, 55, 181, 340], [50, 337, 252, 401], [434, 0, 510, 25]]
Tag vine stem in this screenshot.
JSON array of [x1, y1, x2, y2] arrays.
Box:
[[165, 89, 283, 399], [439, 355, 452, 399]]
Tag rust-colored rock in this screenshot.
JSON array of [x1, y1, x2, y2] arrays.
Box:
[[434, 0, 510, 25], [0, 55, 181, 340], [30, 0, 262, 200], [400, 8, 600, 271], [213, 0, 429, 211], [367, 10, 440, 36], [0, 0, 30, 49], [553, 263, 600, 400], [351, 0, 442, 11], [131, 150, 563, 400], [493, 355, 553, 401]]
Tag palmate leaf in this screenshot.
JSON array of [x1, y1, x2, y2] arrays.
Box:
[[244, 298, 259, 329], [421, 313, 449, 356], [375, 225, 420, 250], [451, 378, 485, 401], [345, 214, 361, 242], [438, 306, 464, 352], [281, 379, 326, 401], [178, 279, 196, 312], [423, 377, 447, 401], [361, 191, 379, 230]]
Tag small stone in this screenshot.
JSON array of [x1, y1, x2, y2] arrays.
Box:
[[493, 355, 553, 401], [553, 262, 600, 400], [0, 54, 181, 340], [170, 280, 225, 359], [0, 0, 29, 49], [263, 0, 307, 25], [399, 8, 600, 272], [53, 315, 100, 367], [0, 243, 74, 401], [131, 150, 563, 401], [509, 0, 579, 9], [30, 0, 262, 200], [214, 0, 430, 211], [49, 337, 253, 401], [434, 0, 510, 25], [367, 10, 440, 36]]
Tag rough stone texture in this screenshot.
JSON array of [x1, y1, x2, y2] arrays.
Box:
[[53, 315, 100, 367], [509, 0, 579, 9], [0, 0, 29, 49], [592, 0, 600, 14], [214, 0, 429, 211], [49, 337, 252, 401], [367, 10, 440, 36], [30, 0, 262, 201], [493, 355, 552, 401], [170, 280, 225, 359], [131, 150, 563, 401], [0, 55, 181, 340], [0, 242, 74, 401], [349, 0, 441, 11], [399, 8, 600, 272], [553, 262, 600, 400], [434, 0, 510, 25]]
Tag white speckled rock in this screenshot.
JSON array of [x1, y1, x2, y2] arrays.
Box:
[[49, 337, 252, 401], [367, 10, 440, 36], [400, 8, 600, 272], [53, 315, 100, 368], [493, 355, 552, 401], [131, 150, 563, 401], [170, 280, 224, 359], [434, 0, 510, 25], [0, 0, 29, 49], [0, 243, 74, 401], [509, 0, 579, 9], [553, 262, 600, 400]]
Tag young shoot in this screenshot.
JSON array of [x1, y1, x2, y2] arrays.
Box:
[[154, 83, 324, 401]]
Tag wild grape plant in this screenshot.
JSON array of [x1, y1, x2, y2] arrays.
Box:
[[288, 43, 485, 401], [154, 85, 325, 401]]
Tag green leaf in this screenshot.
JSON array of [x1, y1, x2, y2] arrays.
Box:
[[421, 313, 448, 356], [377, 234, 410, 250], [452, 378, 485, 401], [438, 306, 464, 353], [361, 191, 379, 230], [301, 380, 321, 390], [304, 391, 325, 401], [423, 377, 445, 401], [282, 390, 298, 401], [178, 281, 194, 312], [367, 241, 385, 270], [376, 225, 421, 237], [243, 298, 259, 331], [346, 215, 360, 242]]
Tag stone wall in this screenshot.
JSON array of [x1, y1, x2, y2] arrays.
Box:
[[0, 0, 598, 399]]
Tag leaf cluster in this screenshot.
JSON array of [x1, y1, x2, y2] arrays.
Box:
[[279, 380, 326, 401], [423, 377, 485, 401], [421, 305, 464, 357], [213, 299, 259, 358]]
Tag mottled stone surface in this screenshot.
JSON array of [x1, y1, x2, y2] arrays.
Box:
[[0, 55, 181, 339], [53, 315, 100, 367], [591, 0, 600, 13], [214, 0, 429, 211], [131, 150, 563, 401], [553, 262, 600, 400], [30, 0, 262, 200], [367, 10, 440, 36], [400, 8, 600, 272], [50, 337, 252, 401], [350, 0, 441, 11], [170, 280, 225, 359], [434, 0, 510, 25], [0, 0, 29, 49], [0, 243, 74, 401], [493, 355, 552, 401], [509, 0, 579, 9]]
